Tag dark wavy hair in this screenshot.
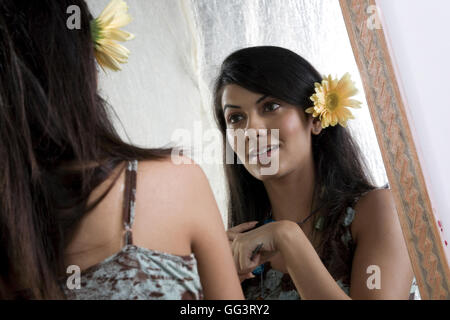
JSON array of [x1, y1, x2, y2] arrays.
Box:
[[0, 0, 173, 299], [213, 46, 382, 280]]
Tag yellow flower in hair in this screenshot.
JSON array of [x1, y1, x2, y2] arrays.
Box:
[[305, 73, 362, 128], [91, 0, 135, 71]]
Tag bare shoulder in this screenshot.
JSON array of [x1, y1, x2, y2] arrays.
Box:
[[137, 155, 209, 192], [351, 188, 398, 244], [136, 156, 213, 211], [135, 157, 244, 298], [133, 156, 219, 254]]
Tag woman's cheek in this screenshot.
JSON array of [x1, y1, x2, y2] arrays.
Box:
[[276, 111, 310, 164], [278, 111, 304, 137]]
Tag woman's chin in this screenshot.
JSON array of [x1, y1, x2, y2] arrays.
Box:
[[247, 161, 284, 181], [245, 147, 281, 177]]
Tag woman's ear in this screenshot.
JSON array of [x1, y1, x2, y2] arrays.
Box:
[[311, 118, 323, 136]]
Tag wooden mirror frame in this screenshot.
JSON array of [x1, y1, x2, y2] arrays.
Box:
[[339, 0, 450, 299]]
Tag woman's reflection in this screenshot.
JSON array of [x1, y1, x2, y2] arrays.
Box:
[[212, 46, 416, 300]]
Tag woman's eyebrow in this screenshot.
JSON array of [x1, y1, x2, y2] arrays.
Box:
[[223, 104, 241, 113], [224, 95, 269, 112], [256, 95, 269, 104]]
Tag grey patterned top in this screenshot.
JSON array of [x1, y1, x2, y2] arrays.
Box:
[[60, 160, 204, 300], [243, 192, 420, 300]]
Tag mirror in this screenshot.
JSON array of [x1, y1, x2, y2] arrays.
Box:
[[87, 0, 450, 299]]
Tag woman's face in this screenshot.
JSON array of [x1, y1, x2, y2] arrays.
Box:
[[221, 84, 322, 180]]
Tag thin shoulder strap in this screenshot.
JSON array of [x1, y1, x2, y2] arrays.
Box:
[[123, 160, 138, 246]]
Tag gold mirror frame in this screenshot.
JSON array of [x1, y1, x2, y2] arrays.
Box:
[[339, 0, 450, 299]]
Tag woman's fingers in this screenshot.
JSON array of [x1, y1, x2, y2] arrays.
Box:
[[228, 221, 258, 236], [227, 221, 258, 243], [232, 241, 241, 273], [238, 272, 255, 283], [227, 232, 237, 243], [234, 241, 260, 273], [231, 222, 280, 277], [230, 221, 262, 273], [232, 239, 249, 272]]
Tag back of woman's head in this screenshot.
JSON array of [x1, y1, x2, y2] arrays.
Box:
[[0, 0, 170, 299], [1, 0, 110, 169], [213, 46, 376, 265]]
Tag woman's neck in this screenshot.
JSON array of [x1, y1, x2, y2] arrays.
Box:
[[263, 153, 318, 225]]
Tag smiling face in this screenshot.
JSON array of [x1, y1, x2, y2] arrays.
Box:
[[221, 84, 322, 180]]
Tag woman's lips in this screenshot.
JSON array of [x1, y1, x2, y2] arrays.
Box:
[[248, 144, 280, 161]]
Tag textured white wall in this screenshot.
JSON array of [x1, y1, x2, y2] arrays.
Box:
[[377, 0, 450, 263]]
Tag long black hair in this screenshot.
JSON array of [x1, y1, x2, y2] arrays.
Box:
[[213, 46, 379, 277], [0, 0, 173, 299]]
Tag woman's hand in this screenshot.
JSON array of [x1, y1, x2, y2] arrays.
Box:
[[226, 221, 259, 282], [226, 221, 259, 246], [230, 221, 290, 281]]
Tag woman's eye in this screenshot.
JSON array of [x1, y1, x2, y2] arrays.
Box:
[[228, 114, 243, 124], [264, 103, 280, 112]]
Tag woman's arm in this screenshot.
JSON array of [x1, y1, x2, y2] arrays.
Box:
[[276, 188, 413, 299], [275, 221, 351, 299], [180, 160, 244, 300], [348, 188, 414, 299], [134, 157, 243, 300]]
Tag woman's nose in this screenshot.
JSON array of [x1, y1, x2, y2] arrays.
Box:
[[244, 117, 270, 149], [244, 128, 268, 140], [244, 115, 268, 136]]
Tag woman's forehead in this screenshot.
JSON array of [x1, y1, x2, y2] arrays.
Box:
[[221, 84, 267, 109]]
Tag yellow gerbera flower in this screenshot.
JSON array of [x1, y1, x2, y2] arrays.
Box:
[[91, 0, 135, 71], [305, 73, 362, 128]]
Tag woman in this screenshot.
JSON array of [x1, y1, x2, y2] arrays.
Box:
[[213, 46, 415, 299], [0, 0, 243, 300]]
